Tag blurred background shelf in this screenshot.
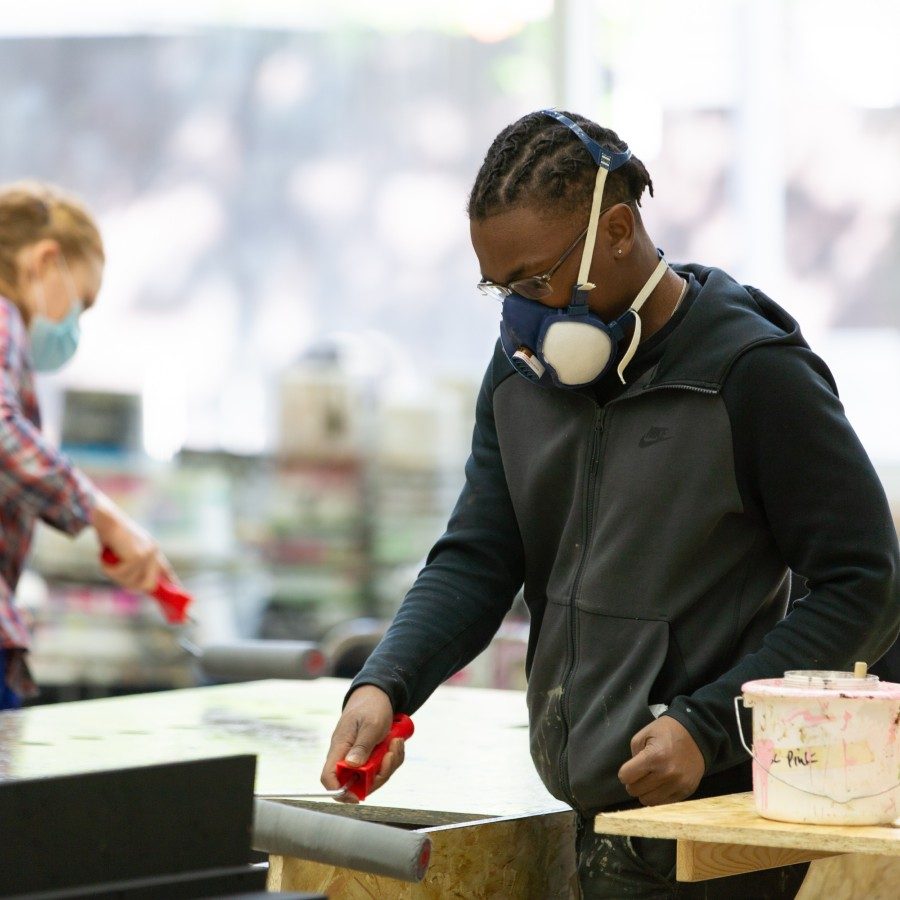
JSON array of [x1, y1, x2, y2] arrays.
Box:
[[20, 365, 532, 702]]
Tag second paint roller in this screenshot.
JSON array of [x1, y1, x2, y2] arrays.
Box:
[[100, 548, 326, 680]]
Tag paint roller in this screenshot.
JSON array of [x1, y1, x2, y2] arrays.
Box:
[[101, 548, 327, 680], [254, 717, 425, 878], [181, 637, 327, 681], [252, 799, 431, 882]]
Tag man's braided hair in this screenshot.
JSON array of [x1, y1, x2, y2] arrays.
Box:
[[467, 110, 653, 221]]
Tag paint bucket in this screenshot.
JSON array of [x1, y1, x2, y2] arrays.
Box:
[[736, 670, 900, 825]]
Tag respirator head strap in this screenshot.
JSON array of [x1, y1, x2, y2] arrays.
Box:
[[541, 109, 632, 171], [614, 256, 669, 383], [540, 110, 633, 299]]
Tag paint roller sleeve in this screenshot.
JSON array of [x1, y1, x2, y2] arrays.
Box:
[[251, 799, 431, 882]]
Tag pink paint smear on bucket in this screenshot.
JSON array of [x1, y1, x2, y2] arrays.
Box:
[[753, 738, 776, 810]]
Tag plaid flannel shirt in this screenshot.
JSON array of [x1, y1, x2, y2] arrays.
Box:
[[1, 297, 95, 660]]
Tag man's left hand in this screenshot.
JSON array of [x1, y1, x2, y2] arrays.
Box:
[[618, 716, 705, 806]]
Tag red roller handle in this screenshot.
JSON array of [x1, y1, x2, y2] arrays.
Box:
[[335, 714, 414, 801], [100, 547, 193, 624]]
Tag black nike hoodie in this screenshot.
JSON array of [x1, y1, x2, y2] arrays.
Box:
[[351, 263, 900, 816]]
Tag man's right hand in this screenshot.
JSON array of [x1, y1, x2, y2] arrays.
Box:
[[320, 685, 404, 804]]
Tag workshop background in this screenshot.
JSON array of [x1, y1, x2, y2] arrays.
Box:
[[2, 0, 898, 701]]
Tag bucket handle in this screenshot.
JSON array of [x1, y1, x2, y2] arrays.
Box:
[[733, 695, 900, 808], [733, 695, 754, 757]]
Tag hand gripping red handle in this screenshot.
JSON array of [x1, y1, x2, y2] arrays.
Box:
[[335, 714, 414, 801], [100, 547, 193, 624]]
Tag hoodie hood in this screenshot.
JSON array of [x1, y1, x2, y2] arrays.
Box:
[[645, 264, 809, 392]]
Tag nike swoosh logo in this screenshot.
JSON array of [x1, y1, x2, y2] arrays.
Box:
[[639, 429, 674, 448]]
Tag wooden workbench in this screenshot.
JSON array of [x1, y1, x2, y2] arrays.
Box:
[[0, 679, 577, 898], [596, 792, 900, 899]]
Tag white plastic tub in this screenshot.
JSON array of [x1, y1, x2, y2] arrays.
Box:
[[737, 671, 900, 825]]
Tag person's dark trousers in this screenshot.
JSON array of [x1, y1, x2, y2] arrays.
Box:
[[576, 820, 808, 899]]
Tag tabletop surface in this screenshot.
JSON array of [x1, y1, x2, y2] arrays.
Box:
[[0, 678, 566, 826], [596, 792, 900, 856]]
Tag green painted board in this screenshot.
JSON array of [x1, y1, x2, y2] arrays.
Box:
[[0, 679, 566, 827]]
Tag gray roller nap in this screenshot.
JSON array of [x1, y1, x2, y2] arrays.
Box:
[[252, 799, 431, 882], [190, 640, 326, 680]]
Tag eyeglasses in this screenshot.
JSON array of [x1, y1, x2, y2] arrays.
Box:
[[476, 225, 588, 302], [476, 203, 629, 302]]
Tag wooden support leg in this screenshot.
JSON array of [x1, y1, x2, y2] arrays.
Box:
[[675, 839, 838, 882]]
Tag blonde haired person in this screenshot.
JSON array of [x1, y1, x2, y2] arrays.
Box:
[[0, 181, 175, 708]]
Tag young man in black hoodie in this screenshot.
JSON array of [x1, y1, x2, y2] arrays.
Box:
[[321, 110, 900, 898]]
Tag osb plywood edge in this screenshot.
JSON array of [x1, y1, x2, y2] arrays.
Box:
[[595, 793, 900, 856], [257, 797, 491, 828], [269, 807, 579, 898], [422, 808, 574, 835]]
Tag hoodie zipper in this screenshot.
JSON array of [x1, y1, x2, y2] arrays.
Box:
[[557, 406, 605, 813], [554, 383, 714, 812], [638, 383, 718, 397]]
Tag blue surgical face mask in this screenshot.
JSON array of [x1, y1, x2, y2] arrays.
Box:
[[28, 258, 84, 372], [499, 109, 669, 389]]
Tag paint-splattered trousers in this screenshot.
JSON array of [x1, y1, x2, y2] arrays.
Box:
[[577, 821, 809, 899]]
